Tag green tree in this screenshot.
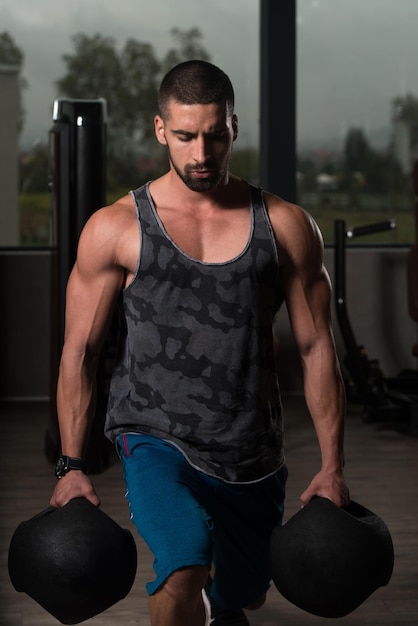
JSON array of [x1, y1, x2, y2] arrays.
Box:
[[297, 156, 318, 193], [366, 152, 404, 194], [392, 93, 418, 148], [55, 29, 210, 189], [161, 27, 210, 74], [342, 128, 372, 206], [0, 31, 27, 133], [0, 31, 23, 64], [19, 142, 49, 193], [56, 34, 159, 149], [342, 126, 405, 197], [344, 127, 372, 174]]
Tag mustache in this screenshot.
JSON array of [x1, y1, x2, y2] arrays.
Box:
[[184, 162, 216, 173]]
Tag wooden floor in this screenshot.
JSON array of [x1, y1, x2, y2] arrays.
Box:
[[1, 396, 417, 626]]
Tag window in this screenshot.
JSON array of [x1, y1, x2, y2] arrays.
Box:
[[0, 1, 258, 246], [297, 0, 417, 244]]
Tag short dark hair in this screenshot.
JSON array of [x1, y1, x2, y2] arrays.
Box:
[[158, 60, 235, 119]]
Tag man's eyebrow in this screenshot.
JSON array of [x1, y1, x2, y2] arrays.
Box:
[[171, 129, 196, 136], [171, 127, 228, 136]]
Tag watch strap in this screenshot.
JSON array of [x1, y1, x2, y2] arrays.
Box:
[[55, 455, 87, 478]]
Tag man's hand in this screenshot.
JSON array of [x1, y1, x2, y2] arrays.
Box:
[[300, 468, 350, 508], [50, 472, 100, 509]]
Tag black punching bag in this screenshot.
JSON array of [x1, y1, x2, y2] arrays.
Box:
[[269, 497, 394, 618], [8, 498, 137, 624]]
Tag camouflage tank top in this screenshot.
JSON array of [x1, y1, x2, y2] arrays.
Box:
[[105, 181, 285, 483]]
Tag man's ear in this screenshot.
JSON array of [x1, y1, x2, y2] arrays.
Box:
[[232, 114, 238, 142], [154, 115, 167, 145]]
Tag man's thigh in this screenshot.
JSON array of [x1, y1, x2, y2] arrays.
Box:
[[118, 433, 213, 595]]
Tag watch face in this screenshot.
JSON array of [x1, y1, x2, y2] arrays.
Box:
[[55, 456, 68, 478]]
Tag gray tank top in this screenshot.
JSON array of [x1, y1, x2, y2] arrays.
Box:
[[105, 181, 285, 483]]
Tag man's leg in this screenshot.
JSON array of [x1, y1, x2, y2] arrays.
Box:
[[118, 435, 213, 623], [149, 566, 209, 626], [201, 466, 288, 624], [205, 575, 252, 626]]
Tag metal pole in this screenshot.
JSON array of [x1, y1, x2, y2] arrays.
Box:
[[259, 0, 296, 202]]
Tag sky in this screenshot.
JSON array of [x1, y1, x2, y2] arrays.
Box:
[[297, 0, 418, 149], [1, 0, 418, 152]]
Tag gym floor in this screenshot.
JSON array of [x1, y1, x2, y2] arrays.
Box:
[[1, 396, 417, 626]]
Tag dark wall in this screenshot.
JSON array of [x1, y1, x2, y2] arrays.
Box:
[[0, 251, 52, 399]]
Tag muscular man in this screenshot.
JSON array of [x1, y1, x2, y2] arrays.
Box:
[[51, 60, 349, 626]]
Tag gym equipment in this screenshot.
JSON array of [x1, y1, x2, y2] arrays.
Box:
[[8, 498, 137, 625], [334, 218, 418, 434], [269, 497, 394, 618], [49, 98, 107, 361], [46, 98, 114, 474]]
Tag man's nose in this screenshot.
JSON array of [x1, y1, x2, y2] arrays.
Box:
[[193, 136, 210, 163]]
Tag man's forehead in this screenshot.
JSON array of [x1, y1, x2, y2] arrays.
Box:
[[165, 99, 230, 122]]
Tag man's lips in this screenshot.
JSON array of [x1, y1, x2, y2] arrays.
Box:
[[191, 169, 214, 177]]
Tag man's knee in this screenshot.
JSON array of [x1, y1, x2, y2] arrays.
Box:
[[245, 593, 266, 610], [163, 565, 209, 602]]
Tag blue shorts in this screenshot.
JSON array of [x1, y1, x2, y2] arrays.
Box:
[[118, 433, 287, 609]]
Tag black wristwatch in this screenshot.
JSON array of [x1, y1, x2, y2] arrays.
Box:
[[55, 455, 87, 479]]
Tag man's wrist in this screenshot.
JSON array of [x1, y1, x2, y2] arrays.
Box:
[[54, 455, 87, 479]]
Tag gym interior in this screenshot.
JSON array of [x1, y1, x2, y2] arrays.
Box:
[[1, 2, 417, 625]]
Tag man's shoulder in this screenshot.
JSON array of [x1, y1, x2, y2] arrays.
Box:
[[77, 193, 137, 255], [262, 191, 315, 231], [75, 193, 139, 274], [87, 193, 136, 232], [106, 192, 136, 215], [262, 191, 324, 261]]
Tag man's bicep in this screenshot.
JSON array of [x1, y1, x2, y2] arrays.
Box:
[[282, 259, 334, 355], [63, 258, 123, 355], [63, 210, 125, 345]]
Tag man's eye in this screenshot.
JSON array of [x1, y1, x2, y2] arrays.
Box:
[[211, 131, 228, 140]]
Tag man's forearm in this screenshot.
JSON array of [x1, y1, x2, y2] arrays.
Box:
[[56, 348, 99, 458], [302, 348, 346, 471]]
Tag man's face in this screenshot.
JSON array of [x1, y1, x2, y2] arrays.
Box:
[[154, 99, 238, 192]]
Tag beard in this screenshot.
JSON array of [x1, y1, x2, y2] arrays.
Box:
[[168, 149, 227, 192]]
